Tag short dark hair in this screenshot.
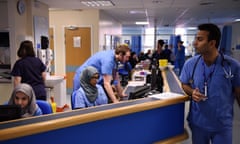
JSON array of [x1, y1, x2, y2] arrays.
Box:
[[115, 44, 130, 56], [198, 23, 221, 48], [158, 39, 164, 47], [17, 40, 36, 58]]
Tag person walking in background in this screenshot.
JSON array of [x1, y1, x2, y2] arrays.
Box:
[[138, 51, 146, 62], [175, 40, 185, 75], [73, 44, 131, 103], [180, 23, 240, 144], [72, 66, 108, 109], [8, 83, 42, 118], [129, 51, 139, 68], [11, 40, 47, 100], [162, 44, 173, 64], [152, 39, 165, 61], [168, 44, 176, 65], [144, 49, 152, 60]]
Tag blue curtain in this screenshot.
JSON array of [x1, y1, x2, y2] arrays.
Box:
[[131, 35, 142, 55], [219, 25, 232, 56]]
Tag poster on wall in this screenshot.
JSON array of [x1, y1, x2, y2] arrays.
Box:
[[112, 36, 120, 49], [104, 35, 121, 50], [73, 36, 81, 48]]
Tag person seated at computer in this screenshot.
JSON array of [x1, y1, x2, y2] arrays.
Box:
[[129, 51, 139, 68], [8, 83, 42, 118], [72, 66, 108, 109], [118, 61, 132, 86]]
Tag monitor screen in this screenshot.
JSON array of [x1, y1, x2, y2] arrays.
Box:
[[128, 85, 151, 100], [147, 62, 164, 93], [0, 104, 21, 122], [0, 32, 10, 47]]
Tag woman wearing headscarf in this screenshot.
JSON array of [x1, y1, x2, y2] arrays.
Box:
[[8, 83, 42, 118], [72, 66, 108, 109]]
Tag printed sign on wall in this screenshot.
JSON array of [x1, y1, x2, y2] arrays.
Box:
[[73, 36, 81, 48]]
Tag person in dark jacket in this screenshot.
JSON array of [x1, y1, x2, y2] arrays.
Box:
[[11, 40, 47, 100]]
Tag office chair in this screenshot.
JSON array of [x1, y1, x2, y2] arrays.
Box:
[[36, 100, 53, 114], [71, 92, 76, 110]]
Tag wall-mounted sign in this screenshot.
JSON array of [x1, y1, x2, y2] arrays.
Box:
[[73, 36, 81, 48]]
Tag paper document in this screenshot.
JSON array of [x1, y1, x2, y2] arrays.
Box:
[[149, 92, 184, 100], [127, 81, 145, 86]]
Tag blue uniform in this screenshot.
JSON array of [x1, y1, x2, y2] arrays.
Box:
[[73, 50, 116, 91], [11, 56, 47, 100], [175, 45, 185, 74], [72, 84, 108, 109], [33, 106, 43, 116], [180, 54, 240, 144]]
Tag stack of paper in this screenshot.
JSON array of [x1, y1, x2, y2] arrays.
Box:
[[149, 92, 184, 100]]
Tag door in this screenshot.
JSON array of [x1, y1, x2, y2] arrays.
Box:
[[65, 27, 91, 94], [49, 27, 55, 75]]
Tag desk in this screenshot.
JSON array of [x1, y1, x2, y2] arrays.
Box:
[[0, 69, 189, 144]]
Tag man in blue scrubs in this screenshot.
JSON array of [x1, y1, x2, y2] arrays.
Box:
[[73, 45, 131, 103], [180, 23, 240, 144], [175, 40, 185, 75]]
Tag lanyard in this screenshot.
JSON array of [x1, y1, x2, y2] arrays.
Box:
[[202, 61, 216, 97]]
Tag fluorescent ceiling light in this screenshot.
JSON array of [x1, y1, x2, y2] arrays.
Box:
[[235, 19, 240, 22], [129, 10, 146, 14], [81, 0, 114, 7], [187, 27, 197, 30], [135, 21, 149, 25]]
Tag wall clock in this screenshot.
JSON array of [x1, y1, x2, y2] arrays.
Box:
[[17, 0, 26, 15]]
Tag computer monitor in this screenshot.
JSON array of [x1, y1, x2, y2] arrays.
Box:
[[0, 104, 21, 122], [128, 85, 151, 100], [151, 65, 157, 90]]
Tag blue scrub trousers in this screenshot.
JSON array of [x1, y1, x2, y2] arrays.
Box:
[[190, 123, 232, 144]]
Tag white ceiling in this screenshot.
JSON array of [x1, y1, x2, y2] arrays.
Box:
[[37, 0, 240, 28]]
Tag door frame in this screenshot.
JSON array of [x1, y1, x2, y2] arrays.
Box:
[[62, 25, 93, 94], [62, 25, 93, 75], [49, 26, 56, 74]]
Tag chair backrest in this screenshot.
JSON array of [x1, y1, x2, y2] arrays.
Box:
[[71, 92, 75, 110], [36, 100, 53, 114]]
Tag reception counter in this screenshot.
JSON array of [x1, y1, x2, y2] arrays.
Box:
[[0, 69, 189, 144]]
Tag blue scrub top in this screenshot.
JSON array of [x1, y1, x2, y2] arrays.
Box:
[[180, 54, 240, 131], [72, 84, 108, 109], [34, 107, 43, 116], [11, 57, 47, 98], [73, 50, 116, 91]]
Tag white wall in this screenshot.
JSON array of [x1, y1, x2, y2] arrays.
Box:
[[49, 9, 99, 75], [0, 0, 48, 104], [99, 10, 122, 51], [0, 1, 122, 103], [0, 0, 8, 28], [231, 21, 240, 61]]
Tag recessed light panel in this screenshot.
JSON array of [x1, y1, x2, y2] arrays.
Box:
[[81, 0, 115, 7]]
